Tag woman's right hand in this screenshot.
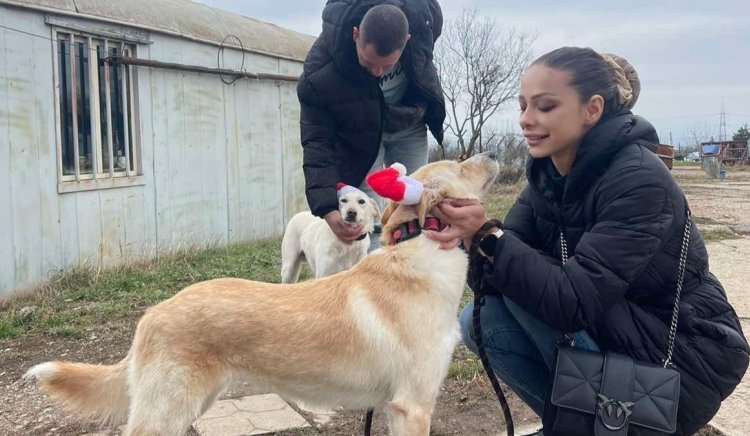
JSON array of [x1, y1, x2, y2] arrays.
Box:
[[425, 199, 491, 249]]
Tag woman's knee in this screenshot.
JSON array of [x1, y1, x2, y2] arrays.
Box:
[[459, 297, 527, 354]]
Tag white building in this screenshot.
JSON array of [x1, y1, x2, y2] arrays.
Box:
[[0, 0, 315, 296]]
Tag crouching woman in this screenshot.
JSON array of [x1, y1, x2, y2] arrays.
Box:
[[427, 47, 749, 435]]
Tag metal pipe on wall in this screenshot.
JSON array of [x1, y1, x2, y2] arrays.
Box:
[[106, 55, 300, 83]]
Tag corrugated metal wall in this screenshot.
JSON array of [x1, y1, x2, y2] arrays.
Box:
[[0, 5, 308, 296]]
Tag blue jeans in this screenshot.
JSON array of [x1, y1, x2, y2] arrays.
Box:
[[358, 122, 428, 252], [459, 296, 599, 417]]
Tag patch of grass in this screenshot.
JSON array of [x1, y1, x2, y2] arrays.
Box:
[[448, 345, 486, 381], [449, 357, 484, 380], [673, 161, 701, 167], [49, 325, 86, 339], [0, 317, 24, 338], [693, 216, 722, 225], [485, 182, 526, 221], [700, 228, 741, 242], [0, 238, 287, 340]]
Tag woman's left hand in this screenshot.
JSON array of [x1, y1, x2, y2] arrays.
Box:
[[424, 198, 490, 250]]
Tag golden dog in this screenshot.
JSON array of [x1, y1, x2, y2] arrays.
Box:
[[24, 153, 499, 436]]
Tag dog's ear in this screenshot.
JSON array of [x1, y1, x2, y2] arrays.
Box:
[[416, 189, 442, 227], [369, 198, 381, 221], [380, 200, 396, 226]]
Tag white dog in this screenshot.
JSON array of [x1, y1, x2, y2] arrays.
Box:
[[24, 153, 499, 436], [281, 185, 379, 283]]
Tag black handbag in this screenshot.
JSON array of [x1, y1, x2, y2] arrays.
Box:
[[542, 212, 692, 436]]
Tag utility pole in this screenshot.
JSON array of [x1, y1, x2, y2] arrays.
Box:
[[720, 103, 728, 142]]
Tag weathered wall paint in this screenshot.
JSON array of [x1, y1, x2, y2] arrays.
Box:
[[0, 5, 310, 295]]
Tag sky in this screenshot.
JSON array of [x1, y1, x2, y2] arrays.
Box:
[[194, 0, 750, 148]]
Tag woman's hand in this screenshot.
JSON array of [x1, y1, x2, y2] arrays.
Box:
[[424, 199, 491, 250]]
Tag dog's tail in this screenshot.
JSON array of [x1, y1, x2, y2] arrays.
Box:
[[24, 357, 130, 425], [281, 218, 305, 284]]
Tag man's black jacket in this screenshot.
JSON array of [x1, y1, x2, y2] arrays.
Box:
[[297, 0, 445, 217]]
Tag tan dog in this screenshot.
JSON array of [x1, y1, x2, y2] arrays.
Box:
[[281, 188, 379, 283], [23, 153, 499, 436]]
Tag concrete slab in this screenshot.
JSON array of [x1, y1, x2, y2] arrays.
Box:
[[511, 421, 544, 435], [295, 401, 339, 426], [195, 394, 309, 436], [248, 408, 309, 433], [233, 394, 288, 413], [196, 415, 257, 436]]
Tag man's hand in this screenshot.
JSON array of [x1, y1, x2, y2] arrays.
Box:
[[323, 210, 364, 244], [424, 199, 491, 250]]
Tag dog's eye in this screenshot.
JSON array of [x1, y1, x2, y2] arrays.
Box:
[[358, 199, 365, 204], [340, 199, 348, 203]]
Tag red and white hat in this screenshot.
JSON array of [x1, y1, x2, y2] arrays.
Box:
[[335, 182, 366, 198], [365, 163, 424, 205]]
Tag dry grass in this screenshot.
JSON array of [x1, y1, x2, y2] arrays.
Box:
[[0, 238, 313, 340]]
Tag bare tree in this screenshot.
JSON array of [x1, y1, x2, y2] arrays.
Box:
[[685, 122, 716, 151], [498, 133, 528, 167], [429, 139, 461, 162], [435, 7, 535, 158]]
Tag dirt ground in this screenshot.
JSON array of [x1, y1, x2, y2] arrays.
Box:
[[0, 164, 747, 436], [673, 165, 750, 232], [672, 165, 750, 436]]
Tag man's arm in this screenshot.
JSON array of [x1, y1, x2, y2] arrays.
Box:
[[297, 76, 364, 243], [297, 76, 341, 218]]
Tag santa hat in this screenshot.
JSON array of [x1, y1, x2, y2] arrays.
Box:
[[336, 182, 366, 198], [365, 163, 424, 205]]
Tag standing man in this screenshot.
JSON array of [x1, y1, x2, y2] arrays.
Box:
[[297, 0, 445, 250]]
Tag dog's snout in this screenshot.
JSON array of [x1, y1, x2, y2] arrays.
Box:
[[346, 210, 357, 220]]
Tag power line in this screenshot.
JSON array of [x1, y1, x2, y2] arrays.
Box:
[[1, 22, 254, 86], [0, 22, 129, 61], [647, 112, 744, 121], [0, 22, 65, 42]]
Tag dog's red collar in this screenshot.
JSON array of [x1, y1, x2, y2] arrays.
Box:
[[388, 217, 446, 245]]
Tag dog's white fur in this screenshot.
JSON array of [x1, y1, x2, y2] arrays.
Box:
[[24, 153, 499, 436], [281, 190, 379, 283]]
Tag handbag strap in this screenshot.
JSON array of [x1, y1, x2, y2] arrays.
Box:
[[559, 209, 692, 368]]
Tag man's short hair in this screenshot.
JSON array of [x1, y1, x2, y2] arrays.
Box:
[[359, 4, 409, 56]]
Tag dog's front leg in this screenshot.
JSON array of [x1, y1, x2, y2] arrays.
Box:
[[384, 401, 431, 436], [314, 253, 337, 278]]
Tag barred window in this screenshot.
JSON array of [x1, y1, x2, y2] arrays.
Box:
[[54, 31, 139, 186]]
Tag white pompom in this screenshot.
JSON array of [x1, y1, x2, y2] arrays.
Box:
[[390, 162, 407, 176]]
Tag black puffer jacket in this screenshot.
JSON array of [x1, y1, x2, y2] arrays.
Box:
[[478, 112, 749, 434], [297, 0, 446, 217]]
